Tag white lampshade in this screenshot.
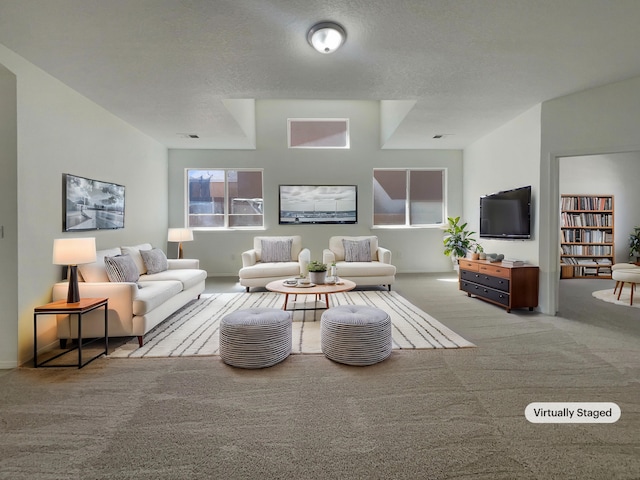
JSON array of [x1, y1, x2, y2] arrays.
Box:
[[52, 237, 97, 266], [307, 22, 346, 54], [168, 228, 194, 243]]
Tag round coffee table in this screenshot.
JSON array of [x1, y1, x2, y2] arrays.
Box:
[[266, 279, 356, 311]]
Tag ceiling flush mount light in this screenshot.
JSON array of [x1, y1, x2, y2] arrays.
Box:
[[307, 21, 346, 54]]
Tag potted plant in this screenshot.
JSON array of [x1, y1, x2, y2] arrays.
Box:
[[629, 226, 640, 262], [307, 260, 327, 284], [469, 243, 484, 260], [443, 216, 477, 267]]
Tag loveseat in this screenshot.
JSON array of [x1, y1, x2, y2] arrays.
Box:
[[52, 243, 207, 347], [239, 235, 310, 291], [322, 235, 396, 290]]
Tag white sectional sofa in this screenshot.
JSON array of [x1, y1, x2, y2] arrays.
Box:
[[239, 235, 310, 291], [322, 235, 396, 290], [52, 243, 207, 347]]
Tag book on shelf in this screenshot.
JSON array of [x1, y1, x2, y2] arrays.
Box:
[[595, 258, 612, 265]]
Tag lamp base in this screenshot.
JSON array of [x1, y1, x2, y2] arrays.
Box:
[[178, 242, 184, 259], [67, 265, 80, 303]]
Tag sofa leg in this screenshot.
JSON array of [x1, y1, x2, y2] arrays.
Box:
[[388, 284, 391, 291], [137, 336, 144, 347], [197, 294, 201, 300], [59, 339, 67, 349], [246, 287, 250, 292]]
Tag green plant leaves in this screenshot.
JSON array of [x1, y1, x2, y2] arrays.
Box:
[[443, 216, 478, 258]]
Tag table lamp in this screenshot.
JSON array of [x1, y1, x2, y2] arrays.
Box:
[[168, 228, 193, 259], [52, 237, 97, 303]]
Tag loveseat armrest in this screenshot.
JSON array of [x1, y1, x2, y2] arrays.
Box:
[[377, 247, 392, 264], [242, 249, 257, 267], [323, 249, 336, 265], [168, 258, 199, 270]]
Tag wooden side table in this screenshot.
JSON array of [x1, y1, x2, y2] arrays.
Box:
[[33, 298, 108, 368]]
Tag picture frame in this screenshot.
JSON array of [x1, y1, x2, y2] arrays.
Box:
[[279, 185, 357, 224], [63, 173, 125, 231]]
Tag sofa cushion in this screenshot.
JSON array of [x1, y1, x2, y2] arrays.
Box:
[[121, 243, 153, 275], [334, 261, 396, 277], [329, 236, 378, 262], [133, 280, 183, 316], [140, 248, 169, 274], [239, 261, 301, 279], [142, 268, 207, 290], [78, 247, 121, 282], [343, 238, 372, 262], [104, 254, 140, 284], [261, 238, 293, 263]]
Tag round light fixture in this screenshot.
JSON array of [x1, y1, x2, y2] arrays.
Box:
[[307, 21, 346, 54]]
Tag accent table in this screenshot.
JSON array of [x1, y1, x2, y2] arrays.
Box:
[[265, 279, 356, 311], [33, 297, 108, 368]]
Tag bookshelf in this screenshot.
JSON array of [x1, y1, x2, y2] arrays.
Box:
[[560, 194, 614, 279]]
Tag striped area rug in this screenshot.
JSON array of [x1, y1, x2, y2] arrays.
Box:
[[109, 291, 475, 358]]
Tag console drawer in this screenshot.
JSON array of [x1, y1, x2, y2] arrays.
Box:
[[460, 270, 510, 292], [461, 281, 510, 306], [458, 260, 479, 272], [478, 263, 510, 279]]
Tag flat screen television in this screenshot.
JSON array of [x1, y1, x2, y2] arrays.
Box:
[[279, 185, 357, 224], [479, 185, 531, 239], [63, 173, 125, 231]]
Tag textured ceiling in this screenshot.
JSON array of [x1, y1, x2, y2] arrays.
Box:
[[1, 0, 640, 149]]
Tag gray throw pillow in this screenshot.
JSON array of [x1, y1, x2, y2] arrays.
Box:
[[343, 239, 372, 262], [261, 238, 293, 263], [140, 248, 168, 274], [104, 254, 140, 283]]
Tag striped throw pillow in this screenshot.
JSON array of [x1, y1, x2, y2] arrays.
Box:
[[104, 254, 140, 283], [343, 239, 372, 262], [261, 238, 293, 263]]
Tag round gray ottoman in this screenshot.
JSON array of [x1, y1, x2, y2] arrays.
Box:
[[220, 308, 292, 369], [321, 305, 392, 366]]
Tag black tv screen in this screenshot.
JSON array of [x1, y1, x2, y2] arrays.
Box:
[[63, 173, 125, 231], [279, 185, 357, 224], [479, 185, 531, 239]]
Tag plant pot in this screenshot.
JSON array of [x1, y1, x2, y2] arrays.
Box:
[[450, 255, 459, 272], [309, 271, 326, 285], [470, 253, 480, 260]]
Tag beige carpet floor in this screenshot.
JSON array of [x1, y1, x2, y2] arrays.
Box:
[[1, 274, 639, 479]]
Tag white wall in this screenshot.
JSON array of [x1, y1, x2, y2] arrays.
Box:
[[168, 100, 463, 276], [0, 44, 168, 368], [540, 75, 640, 314], [559, 152, 640, 262], [0, 64, 18, 368], [463, 105, 542, 263]]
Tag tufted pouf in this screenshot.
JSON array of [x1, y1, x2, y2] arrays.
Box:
[[220, 308, 292, 369], [321, 305, 392, 366], [611, 268, 640, 305]]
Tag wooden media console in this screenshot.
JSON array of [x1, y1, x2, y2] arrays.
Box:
[[458, 258, 539, 313]]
